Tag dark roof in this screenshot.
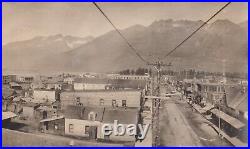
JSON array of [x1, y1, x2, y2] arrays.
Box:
[[64, 105, 83, 119], [63, 105, 105, 121], [225, 85, 247, 112], [82, 107, 105, 121], [63, 106, 138, 123], [102, 108, 139, 124], [211, 109, 245, 129]]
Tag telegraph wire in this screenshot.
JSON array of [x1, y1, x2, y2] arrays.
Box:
[[93, 2, 149, 64], [161, 2, 231, 61]]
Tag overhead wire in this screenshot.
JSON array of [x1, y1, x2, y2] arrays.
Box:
[[93, 2, 149, 64], [161, 2, 231, 61]]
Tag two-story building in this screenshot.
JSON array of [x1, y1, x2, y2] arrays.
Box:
[[60, 90, 142, 109]]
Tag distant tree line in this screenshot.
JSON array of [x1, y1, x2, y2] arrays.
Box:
[[119, 68, 152, 75], [119, 68, 247, 79]]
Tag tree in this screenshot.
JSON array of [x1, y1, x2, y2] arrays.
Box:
[[131, 70, 135, 75]]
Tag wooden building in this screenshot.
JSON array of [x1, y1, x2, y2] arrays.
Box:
[[60, 90, 142, 109], [39, 116, 65, 135]]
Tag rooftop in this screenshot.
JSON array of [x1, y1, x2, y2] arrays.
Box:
[[40, 115, 64, 123], [61, 89, 141, 93], [64, 105, 105, 121], [9, 82, 21, 87], [225, 85, 247, 112], [102, 108, 139, 124], [2, 111, 17, 120], [74, 78, 111, 84], [63, 105, 139, 124]]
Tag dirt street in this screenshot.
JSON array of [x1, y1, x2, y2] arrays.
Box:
[[159, 92, 231, 146]]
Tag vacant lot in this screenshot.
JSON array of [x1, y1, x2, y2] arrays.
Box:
[[3, 128, 123, 147]]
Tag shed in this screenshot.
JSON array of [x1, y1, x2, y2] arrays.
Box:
[[39, 116, 65, 135]]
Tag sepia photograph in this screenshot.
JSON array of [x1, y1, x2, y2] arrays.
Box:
[[2, 2, 248, 147]]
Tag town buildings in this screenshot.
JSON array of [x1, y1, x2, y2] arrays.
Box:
[[33, 90, 59, 103]]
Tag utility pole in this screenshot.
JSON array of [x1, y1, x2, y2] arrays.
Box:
[[148, 61, 171, 146]]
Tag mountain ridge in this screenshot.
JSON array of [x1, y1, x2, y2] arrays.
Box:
[[3, 19, 248, 73]]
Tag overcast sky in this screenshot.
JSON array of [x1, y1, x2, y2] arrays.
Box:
[[2, 2, 248, 44]]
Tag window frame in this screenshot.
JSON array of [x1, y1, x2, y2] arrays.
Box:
[[69, 124, 74, 133], [122, 100, 127, 107], [112, 99, 117, 107], [100, 98, 104, 106], [85, 126, 90, 135]]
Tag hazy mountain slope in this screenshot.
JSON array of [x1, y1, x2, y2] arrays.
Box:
[[57, 19, 247, 73], [2, 34, 93, 71], [3, 19, 247, 73]]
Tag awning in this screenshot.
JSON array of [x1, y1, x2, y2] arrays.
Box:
[[202, 104, 214, 112], [40, 116, 64, 123], [210, 109, 245, 129]]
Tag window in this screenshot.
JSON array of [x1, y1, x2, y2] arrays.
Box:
[[85, 126, 90, 134], [45, 122, 49, 130], [76, 97, 80, 103], [76, 97, 83, 106], [112, 100, 117, 107], [88, 112, 97, 121], [69, 124, 74, 133], [54, 124, 58, 130], [209, 86, 217, 92], [100, 99, 104, 106], [122, 100, 126, 107]]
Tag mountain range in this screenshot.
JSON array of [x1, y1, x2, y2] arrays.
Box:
[[2, 19, 248, 74]]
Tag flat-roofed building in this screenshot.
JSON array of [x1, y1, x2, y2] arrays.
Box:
[[60, 90, 142, 109]]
